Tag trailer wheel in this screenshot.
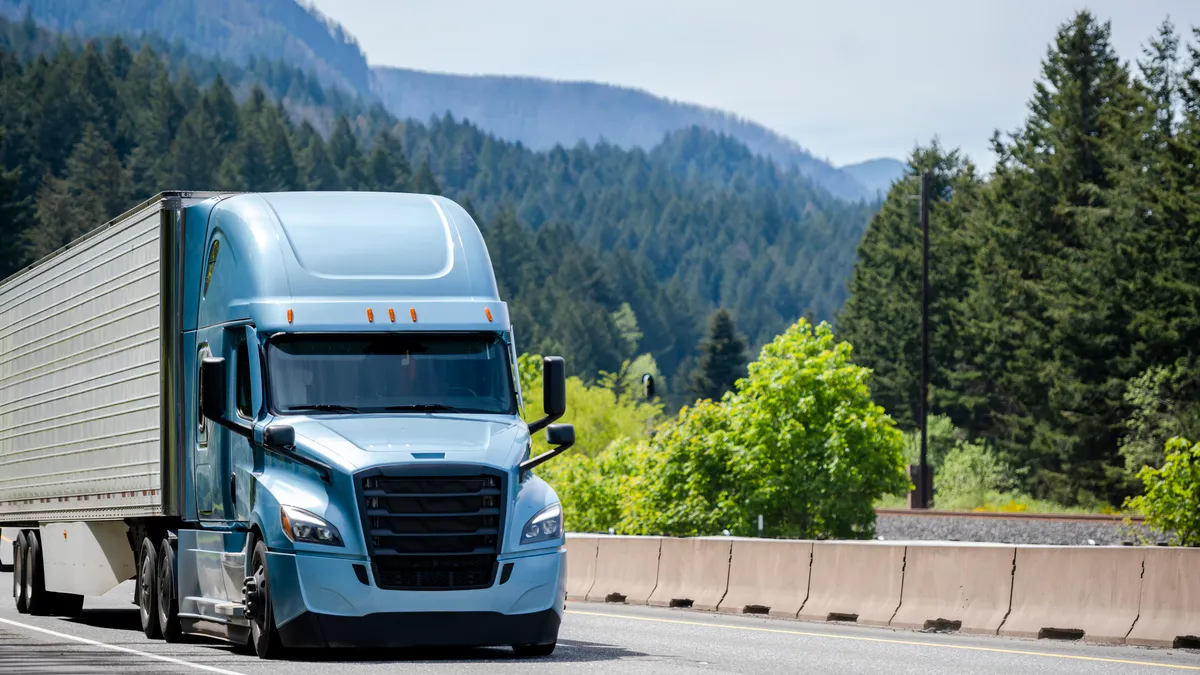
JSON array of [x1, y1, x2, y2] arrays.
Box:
[[157, 538, 183, 642], [24, 530, 51, 616], [512, 642, 557, 658], [137, 537, 162, 639], [13, 531, 28, 614]]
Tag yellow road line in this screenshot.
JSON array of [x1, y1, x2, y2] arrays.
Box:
[[568, 609, 1200, 671]]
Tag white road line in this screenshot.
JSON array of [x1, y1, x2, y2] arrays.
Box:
[[0, 617, 248, 675]]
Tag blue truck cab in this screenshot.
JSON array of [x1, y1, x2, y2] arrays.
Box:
[[170, 191, 573, 657]]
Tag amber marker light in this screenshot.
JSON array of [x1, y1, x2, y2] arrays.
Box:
[[287, 309, 294, 324], [367, 308, 375, 323], [485, 307, 493, 322], [410, 308, 418, 322], [388, 308, 396, 323]]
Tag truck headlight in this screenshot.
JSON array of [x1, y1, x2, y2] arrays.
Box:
[[520, 503, 562, 545], [280, 505, 344, 546]]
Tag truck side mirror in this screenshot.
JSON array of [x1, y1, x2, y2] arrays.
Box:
[[263, 425, 295, 450], [543, 356, 566, 418], [546, 423, 574, 447], [528, 356, 566, 435], [201, 357, 228, 424], [642, 373, 655, 400]]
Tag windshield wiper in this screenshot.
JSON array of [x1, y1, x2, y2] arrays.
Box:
[[283, 404, 361, 414], [382, 404, 460, 413]]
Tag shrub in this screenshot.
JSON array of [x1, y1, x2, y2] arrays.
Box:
[[1125, 437, 1200, 546], [544, 319, 908, 539]]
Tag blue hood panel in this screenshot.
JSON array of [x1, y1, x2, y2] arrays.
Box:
[[284, 414, 530, 473]]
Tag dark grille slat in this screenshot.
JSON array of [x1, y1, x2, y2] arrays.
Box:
[[357, 468, 505, 591]]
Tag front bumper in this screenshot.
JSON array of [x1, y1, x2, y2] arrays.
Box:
[[267, 546, 566, 649]]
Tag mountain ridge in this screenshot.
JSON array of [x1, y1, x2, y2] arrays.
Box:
[[0, 0, 904, 202]]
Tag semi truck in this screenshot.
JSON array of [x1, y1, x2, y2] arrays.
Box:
[[1, 191, 575, 659]]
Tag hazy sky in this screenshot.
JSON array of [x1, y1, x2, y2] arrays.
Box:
[[308, 0, 1200, 168]]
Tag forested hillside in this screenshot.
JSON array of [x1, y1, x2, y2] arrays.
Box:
[[0, 16, 873, 407], [0, 0, 899, 202], [838, 12, 1200, 508]]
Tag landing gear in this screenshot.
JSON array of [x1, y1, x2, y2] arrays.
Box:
[[244, 539, 285, 659]]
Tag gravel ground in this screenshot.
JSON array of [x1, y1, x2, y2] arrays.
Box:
[[873, 513, 1170, 546]]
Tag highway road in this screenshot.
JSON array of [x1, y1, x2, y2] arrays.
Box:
[[0, 569, 1197, 674]]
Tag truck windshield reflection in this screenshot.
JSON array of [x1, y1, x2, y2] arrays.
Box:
[[266, 332, 517, 415]]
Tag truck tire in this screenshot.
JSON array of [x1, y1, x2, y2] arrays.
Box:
[[247, 539, 285, 659], [137, 537, 162, 640], [24, 530, 51, 616], [157, 538, 183, 642], [512, 642, 557, 658], [13, 531, 28, 614]]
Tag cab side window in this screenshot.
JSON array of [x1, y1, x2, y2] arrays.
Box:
[[235, 337, 253, 419]]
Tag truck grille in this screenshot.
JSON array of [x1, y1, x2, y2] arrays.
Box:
[[356, 469, 506, 591]]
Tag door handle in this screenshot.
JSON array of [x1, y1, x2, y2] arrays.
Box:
[[230, 473, 237, 504]]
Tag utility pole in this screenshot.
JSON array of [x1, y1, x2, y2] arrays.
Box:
[[917, 171, 932, 509]]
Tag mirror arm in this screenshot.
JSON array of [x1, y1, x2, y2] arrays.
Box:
[[518, 438, 574, 480], [526, 412, 561, 436]]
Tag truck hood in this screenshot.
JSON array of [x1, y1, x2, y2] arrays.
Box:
[[283, 414, 531, 473]]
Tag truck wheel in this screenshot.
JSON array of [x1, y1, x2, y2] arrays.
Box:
[[138, 538, 162, 640], [247, 539, 285, 659], [512, 642, 557, 658], [24, 530, 51, 616], [156, 538, 183, 642], [13, 531, 28, 614]]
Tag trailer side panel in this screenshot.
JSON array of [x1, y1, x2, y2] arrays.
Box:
[[0, 201, 165, 522]]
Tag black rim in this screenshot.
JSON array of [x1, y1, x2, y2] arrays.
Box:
[[139, 549, 154, 626]]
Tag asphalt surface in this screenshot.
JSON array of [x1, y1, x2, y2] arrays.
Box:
[[0, 570, 1197, 674]]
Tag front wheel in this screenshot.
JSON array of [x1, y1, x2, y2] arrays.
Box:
[[512, 642, 556, 657], [246, 539, 285, 659]]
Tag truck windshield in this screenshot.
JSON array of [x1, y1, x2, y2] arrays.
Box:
[[266, 333, 517, 415]]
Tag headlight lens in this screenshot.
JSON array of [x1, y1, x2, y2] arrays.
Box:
[[521, 503, 562, 545], [280, 505, 344, 546]]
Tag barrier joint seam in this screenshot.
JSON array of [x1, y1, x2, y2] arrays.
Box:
[[995, 547, 1017, 636], [888, 545, 907, 627], [1124, 552, 1146, 642]]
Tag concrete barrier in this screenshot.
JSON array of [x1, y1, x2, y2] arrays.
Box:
[[565, 535, 599, 601], [647, 537, 731, 611], [718, 539, 812, 618], [1126, 547, 1200, 648], [797, 541, 905, 626], [585, 536, 662, 604], [1000, 546, 1144, 644], [889, 543, 1015, 635]]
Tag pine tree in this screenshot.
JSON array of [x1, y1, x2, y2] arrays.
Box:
[[0, 127, 31, 277], [26, 124, 130, 261], [689, 308, 748, 401], [412, 159, 441, 195]]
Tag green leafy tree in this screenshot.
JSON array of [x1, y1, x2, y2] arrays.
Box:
[[688, 308, 748, 402], [1125, 437, 1200, 546]]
